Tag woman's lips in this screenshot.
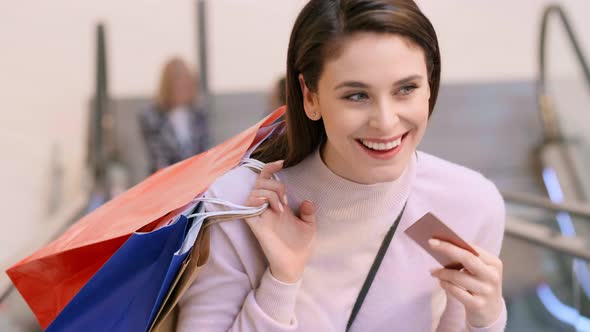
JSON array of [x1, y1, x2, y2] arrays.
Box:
[[356, 132, 409, 160]]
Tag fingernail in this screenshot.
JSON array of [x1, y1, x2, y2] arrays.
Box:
[[283, 194, 288, 205], [429, 239, 441, 247], [275, 160, 285, 167], [256, 196, 267, 202], [279, 202, 285, 213]]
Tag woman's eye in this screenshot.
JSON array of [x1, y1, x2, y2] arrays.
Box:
[[398, 85, 417, 96], [344, 92, 369, 102]]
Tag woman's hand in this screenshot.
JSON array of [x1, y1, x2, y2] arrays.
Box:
[[244, 160, 317, 284], [429, 239, 504, 328]]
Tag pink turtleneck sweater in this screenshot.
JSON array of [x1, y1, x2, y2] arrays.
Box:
[[177, 149, 507, 331]]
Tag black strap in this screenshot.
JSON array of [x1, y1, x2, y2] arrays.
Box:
[[346, 203, 406, 331]]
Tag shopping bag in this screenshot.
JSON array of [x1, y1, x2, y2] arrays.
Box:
[[148, 159, 274, 332], [6, 107, 285, 329], [151, 213, 212, 332], [45, 202, 197, 332], [47, 162, 271, 332]]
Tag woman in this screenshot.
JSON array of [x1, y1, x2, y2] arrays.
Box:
[[178, 1, 506, 331], [139, 58, 209, 174]]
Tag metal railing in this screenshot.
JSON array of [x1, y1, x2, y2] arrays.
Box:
[[506, 216, 590, 261], [537, 4, 590, 142], [503, 189, 590, 261], [503, 190, 590, 220]]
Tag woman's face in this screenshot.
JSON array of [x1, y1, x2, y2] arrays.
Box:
[[171, 69, 196, 107], [301, 33, 431, 184]]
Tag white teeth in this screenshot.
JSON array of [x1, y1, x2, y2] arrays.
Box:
[[360, 137, 402, 151]]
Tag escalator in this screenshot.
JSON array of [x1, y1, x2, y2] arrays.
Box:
[[501, 4, 590, 331]]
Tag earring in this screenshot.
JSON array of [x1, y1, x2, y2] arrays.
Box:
[[311, 111, 318, 119]]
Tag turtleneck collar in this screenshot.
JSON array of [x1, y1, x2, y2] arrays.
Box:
[[279, 149, 416, 222]]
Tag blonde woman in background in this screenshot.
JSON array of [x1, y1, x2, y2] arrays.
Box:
[[139, 57, 209, 174]]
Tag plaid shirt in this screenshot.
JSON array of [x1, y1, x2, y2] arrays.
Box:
[[139, 103, 210, 174]]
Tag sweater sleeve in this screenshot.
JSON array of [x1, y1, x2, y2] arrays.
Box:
[[436, 178, 507, 332], [176, 204, 301, 331]]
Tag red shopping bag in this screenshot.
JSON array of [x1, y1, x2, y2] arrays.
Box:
[[6, 107, 285, 329]]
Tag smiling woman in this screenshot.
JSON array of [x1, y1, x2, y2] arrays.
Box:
[[304, 33, 431, 184], [177, 1, 507, 331]]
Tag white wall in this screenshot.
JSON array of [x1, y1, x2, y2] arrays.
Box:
[[207, 0, 590, 93], [1, 0, 589, 289], [207, 0, 308, 93]]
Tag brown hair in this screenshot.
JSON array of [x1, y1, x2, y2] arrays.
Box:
[[155, 57, 197, 110], [253, 0, 441, 166]]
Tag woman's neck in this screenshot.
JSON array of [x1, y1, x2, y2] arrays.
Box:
[[279, 148, 416, 222]]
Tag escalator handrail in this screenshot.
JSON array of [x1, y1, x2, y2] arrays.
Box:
[[538, 4, 590, 142], [502, 190, 590, 220], [505, 216, 590, 261], [539, 4, 590, 94]]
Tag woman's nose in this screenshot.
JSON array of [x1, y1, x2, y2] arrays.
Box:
[[368, 101, 401, 131]]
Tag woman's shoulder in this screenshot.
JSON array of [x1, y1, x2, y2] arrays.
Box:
[[206, 165, 259, 206], [204, 165, 260, 235], [203, 165, 265, 271], [415, 151, 500, 199], [413, 151, 504, 221], [138, 103, 165, 127]]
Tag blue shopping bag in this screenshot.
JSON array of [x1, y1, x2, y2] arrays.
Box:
[[46, 202, 201, 332], [146, 209, 206, 330]]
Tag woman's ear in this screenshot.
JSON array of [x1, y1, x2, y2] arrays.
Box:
[[299, 74, 321, 121]]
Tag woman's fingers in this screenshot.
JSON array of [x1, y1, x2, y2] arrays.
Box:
[[250, 189, 284, 213], [439, 280, 481, 309], [429, 240, 505, 327], [431, 268, 491, 296], [259, 160, 284, 180], [428, 239, 491, 277], [245, 160, 288, 210], [299, 200, 316, 224], [471, 244, 503, 270], [255, 178, 287, 204]]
